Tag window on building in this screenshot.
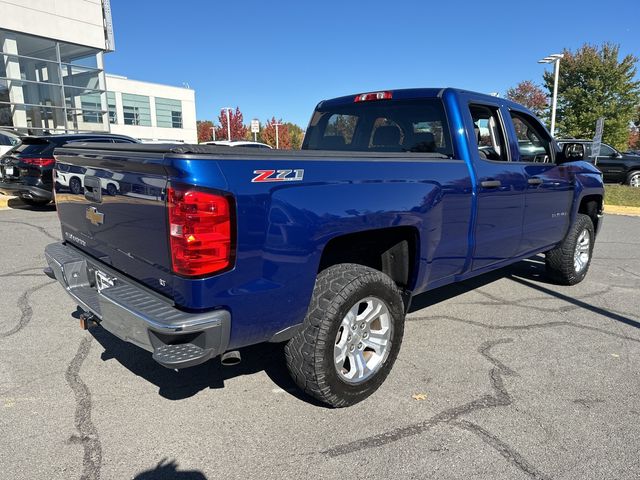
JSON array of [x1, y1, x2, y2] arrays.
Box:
[[81, 93, 103, 123], [155, 97, 182, 128], [122, 93, 151, 126], [107, 92, 117, 124], [0, 29, 107, 134]]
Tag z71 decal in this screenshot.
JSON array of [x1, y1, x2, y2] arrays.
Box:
[[252, 169, 304, 183]]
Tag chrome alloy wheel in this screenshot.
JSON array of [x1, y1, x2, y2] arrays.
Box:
[[334, 297, 392, 384], [574, 228, 591, 273], [630, 173, 640, 188]]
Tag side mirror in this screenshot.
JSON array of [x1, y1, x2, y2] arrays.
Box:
[[560, 142, 586, 162]]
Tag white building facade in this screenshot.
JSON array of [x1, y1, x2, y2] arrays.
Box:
[[0, 0, 196, 142], [105, 74, 196, 143]]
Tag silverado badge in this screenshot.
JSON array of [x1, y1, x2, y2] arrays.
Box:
[[86, 206, 104, 226]]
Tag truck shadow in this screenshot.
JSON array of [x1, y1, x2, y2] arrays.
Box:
[[409, 255, 548, 312], [82, 254, 637, 403], [84, 313, 324, 405], [411, 254, 640, 330]]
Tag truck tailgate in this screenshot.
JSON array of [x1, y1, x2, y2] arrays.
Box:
[[53, 146, 174, 297]]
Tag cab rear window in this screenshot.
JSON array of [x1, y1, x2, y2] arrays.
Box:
[[303, 98, 453, 157]]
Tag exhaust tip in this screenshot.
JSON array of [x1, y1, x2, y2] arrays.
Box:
[[220, 350, 241, 366]]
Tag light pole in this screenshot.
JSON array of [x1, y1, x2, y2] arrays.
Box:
[[538, 53, 564, 137], [210, 126, 216, 142], [273, 122, 282, 149], [221, 107, 232, 141]]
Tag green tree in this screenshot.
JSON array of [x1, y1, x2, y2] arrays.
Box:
[[285, 122, 304, 149], [543, 43, 640, 149]]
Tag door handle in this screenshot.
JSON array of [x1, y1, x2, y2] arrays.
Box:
[[480, 180, 502, 188], [528, 177, 544, 185]]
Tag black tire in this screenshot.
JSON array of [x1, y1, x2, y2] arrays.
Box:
[[545, 213, 595, 285], [21, 197, 50, 207], [285, 263, 405, 407], [626, 170, 640, 188], [106, 183, 118, 196], [69, 177, 82, 195]]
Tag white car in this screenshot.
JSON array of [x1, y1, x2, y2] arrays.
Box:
[[0, 130, 22, 157], [201, 140, 272, 149], [55, 164, 123, 196]]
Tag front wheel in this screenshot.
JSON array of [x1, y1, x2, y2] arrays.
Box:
[[626, 170, 640, 188], [545, 213, 595, 285], [285, 264, 405, 407]]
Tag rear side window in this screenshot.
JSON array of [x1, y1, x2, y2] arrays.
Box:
[[597, 144, 615, 157], [469, 104, 508, 162], [303, 98, 453, 156]]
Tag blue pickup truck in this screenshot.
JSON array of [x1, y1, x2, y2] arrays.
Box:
[[44, 88, 604, 407]]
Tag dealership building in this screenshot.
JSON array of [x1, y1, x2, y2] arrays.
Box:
[[0, 0, 197, 142]]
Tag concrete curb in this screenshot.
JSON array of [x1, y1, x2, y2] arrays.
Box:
[[605, 204, 640, 217], [0, 194, 14, 209]]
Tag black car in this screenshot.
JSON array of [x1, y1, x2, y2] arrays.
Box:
[[558, 139, 640, 187], [0, 133, 138, 206]]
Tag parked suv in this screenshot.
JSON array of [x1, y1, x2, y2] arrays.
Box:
[[0, 133, 138, 206], [557, 139, 640, 187]]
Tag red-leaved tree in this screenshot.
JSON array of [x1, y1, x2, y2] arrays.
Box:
[[506, 80, 549, 117], [214, 107, 248, 141], [197, 120, 214, 143], [261, 117, 291, 149]]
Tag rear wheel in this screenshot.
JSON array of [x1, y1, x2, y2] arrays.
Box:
[[627, 170, 640, 188], [285, 264, 405, 407], [106, 183, 118, 196], [545, 213, 594, 285]]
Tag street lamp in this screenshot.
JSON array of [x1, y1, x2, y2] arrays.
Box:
[[273, 122, 282, 149], [538, 53, 564, 137], [221, 107, 232, 141]]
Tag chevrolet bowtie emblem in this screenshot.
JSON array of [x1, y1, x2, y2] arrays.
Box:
[[86, 206, 104, 226]]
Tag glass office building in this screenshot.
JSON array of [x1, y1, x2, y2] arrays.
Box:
[[0, 29, 109, 134], [0, 0, 197, 142]]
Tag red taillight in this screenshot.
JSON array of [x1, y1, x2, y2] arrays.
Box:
[[22, 157, 55, 167], [167, 187, 233, 277], [354, 91, 393, 102]]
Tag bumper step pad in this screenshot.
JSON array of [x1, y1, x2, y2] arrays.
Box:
[[153, 343, 208, 368]]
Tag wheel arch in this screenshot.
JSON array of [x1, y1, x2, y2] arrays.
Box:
[[578, 194, 603, 234], [317, 226, 420, 294]]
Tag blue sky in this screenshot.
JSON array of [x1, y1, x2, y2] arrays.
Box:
[[105, 0, 640, 127]]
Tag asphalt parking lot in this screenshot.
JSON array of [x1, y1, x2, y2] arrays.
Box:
[[1, 205, 639, 480]]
